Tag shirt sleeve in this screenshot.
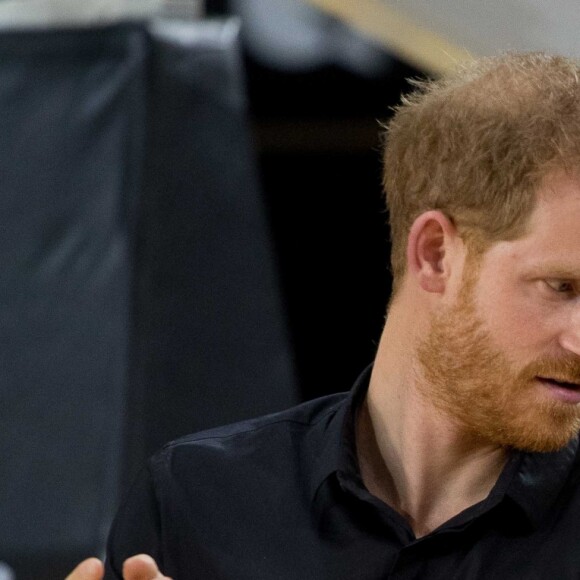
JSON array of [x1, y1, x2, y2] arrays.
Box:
[[103, 462, 164, 580]]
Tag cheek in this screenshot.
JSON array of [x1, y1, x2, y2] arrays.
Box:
[[474, 279, 552, 352]]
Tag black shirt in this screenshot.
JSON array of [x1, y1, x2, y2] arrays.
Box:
[[105, 367, 580, 579]]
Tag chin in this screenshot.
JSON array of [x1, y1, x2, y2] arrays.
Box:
[[500, 426, 580, 454]]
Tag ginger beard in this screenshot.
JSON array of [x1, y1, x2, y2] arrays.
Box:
[[416, 256, 580, 453]]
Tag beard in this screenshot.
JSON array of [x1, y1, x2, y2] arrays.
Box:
[[416, 262, 580, 453]]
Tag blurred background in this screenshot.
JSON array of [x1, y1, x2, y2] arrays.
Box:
[[1, 0, 579, 577]]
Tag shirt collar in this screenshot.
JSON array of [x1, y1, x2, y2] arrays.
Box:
[[310, 364, 580, 530], [309, 364, 372, 501], [504, 435, 580, 529]]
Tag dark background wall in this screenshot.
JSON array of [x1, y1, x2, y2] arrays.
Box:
[[248, 57, 420, 400], [209, 0, 422, 400]]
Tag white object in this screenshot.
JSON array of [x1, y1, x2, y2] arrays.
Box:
[[231, 0, 393, 76], [0, 0, 162, 29], [0, 562, 14, 580]]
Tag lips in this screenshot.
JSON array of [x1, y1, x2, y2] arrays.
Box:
[[537, 377, 580, 390], [536, 377, 580, 404]]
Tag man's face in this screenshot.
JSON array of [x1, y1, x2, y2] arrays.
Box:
[[417, 171, 580, 452]]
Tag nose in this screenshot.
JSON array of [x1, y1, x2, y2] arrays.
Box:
[[559, 307, 580, 357]]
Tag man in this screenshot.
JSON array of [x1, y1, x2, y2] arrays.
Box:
[[70, 52, 580, 579]]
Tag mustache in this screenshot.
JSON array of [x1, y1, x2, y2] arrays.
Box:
[[521, 356, 580, 384]]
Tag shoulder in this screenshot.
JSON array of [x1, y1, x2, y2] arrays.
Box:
[[149, 392, 348, 478]]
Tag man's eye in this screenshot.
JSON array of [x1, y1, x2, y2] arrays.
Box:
[[545, 280, 576, 294]]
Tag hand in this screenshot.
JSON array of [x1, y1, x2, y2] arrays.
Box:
[[66, 554, 171, 580], [65, 558, 103, 580]]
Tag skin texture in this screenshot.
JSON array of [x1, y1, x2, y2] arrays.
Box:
[[360, 170, 580, 537]]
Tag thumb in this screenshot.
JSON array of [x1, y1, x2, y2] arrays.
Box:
[[122, 554, 172, 580], [65, 558, 104, 580]]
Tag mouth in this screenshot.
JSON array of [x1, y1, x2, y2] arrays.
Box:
[[536, 376, 580, 404], [537, 377, 580, 390]]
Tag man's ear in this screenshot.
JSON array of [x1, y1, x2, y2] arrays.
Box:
[[406, 210, 458, 294]]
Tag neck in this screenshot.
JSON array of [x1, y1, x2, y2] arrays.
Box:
[[357, 310, 508, 538]]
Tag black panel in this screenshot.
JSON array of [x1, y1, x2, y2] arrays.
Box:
[[0, 25, 147, 578], [123, 20, 299, 487], [0, 18, 298, 578]]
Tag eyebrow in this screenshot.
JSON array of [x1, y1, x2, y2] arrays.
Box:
[[527, 265, 580, 279]]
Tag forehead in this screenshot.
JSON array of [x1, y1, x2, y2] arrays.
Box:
[[527, 171, 580, 252]]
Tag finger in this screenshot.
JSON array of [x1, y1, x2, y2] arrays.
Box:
[[65, 557, 104, 580], [122, 554, 172, 580]]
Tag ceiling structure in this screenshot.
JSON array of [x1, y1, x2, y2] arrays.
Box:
[[306, 0, 580, 75]]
